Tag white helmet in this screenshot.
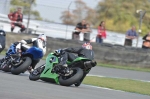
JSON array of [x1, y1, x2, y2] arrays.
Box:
[[38, 34, 47, 41]]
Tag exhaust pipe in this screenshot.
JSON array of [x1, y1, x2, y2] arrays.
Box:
[[84, 61, 97, 68]]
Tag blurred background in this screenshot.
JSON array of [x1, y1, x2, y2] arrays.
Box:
[[1, 0, 150, 47]]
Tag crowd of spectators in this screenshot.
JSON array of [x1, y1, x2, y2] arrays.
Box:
[[72, 19, 149, 49], [72, 19, 107, 44], [1, 7, 148, 49]]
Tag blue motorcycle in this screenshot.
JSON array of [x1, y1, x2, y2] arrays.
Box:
[[0, 43, 43, 75]]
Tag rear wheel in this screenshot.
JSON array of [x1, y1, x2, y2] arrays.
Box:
[[74, 81, 81, 87], [0, 59, 2, 70], [59, 67, 83, 86], [74, 73, 87, 87], [11, 57, 32, 75], [1, 60, 11, 72], [1, 64, 11, 72]]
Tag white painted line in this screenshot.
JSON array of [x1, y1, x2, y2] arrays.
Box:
[[87, 74, 150, 83], [83, 84, 126, 93]]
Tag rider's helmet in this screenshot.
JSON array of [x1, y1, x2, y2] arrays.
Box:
[[38, 34, 47, 41], [82, 42, 92, 50]]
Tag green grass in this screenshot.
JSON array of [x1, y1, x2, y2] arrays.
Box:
[[0, 50, 6, 55], [98, 63, 150, 72], [83, 76, 150, 96]]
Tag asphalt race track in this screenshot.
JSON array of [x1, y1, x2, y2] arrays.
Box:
[[0, 55, 150, 99], [90, 66, 150, 82], [0, 71, 150, 99]]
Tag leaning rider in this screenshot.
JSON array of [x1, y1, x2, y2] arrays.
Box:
[[1, 34, 47, 72], [55, 42, 96, 86], [55, 42, 95, 68]]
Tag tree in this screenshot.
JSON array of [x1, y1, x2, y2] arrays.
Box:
[[60, 0, 96, 26], [96, 0, 150, 35], [60, 11, 75, 25], [10, 0, 42, 20]]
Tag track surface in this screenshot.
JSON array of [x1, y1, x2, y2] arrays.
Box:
[[0, 55, 150, 99], [90, 66, 150, 82], [0, 71, 150, 99]]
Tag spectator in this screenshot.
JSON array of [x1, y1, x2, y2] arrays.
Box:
[[124, 26, 138, 46], [96, 21, 106, 44], [142, 32, 150, 49], [72, 19, 87, 40], [83, 23, 92, 42], [8, 7, 26, 33]]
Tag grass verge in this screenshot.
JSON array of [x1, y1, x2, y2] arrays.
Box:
[[83, 76, 150, 96], [98, 63, 150, 72], [0, 50, 6, 55]]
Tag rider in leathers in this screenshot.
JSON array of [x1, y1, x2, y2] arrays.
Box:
[[14, 34, 46, 71], [56, 42, 94, 67], [55, 42, 96, 86]]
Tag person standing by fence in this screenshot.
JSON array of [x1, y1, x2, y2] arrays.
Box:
[[8, 7, 26, 33], [124, 26, 138, 46], [142, 32, 150, 49], [96, 21, 107, 44], [83, 23, 92, 42], [72, 19, 87, 40]]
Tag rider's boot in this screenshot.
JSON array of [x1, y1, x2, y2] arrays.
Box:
[[27, 66, 34, 74]]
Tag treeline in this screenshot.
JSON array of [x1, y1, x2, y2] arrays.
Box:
[[60, 0, 150, 35]]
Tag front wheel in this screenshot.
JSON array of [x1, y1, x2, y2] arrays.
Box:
[[29, 70, 40, 81], [59, 67, 83, 86], [29, 65, 45, 81], [11, 57, 32, 75]]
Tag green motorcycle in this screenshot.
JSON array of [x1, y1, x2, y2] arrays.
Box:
[[29, 52, 96, 87]]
